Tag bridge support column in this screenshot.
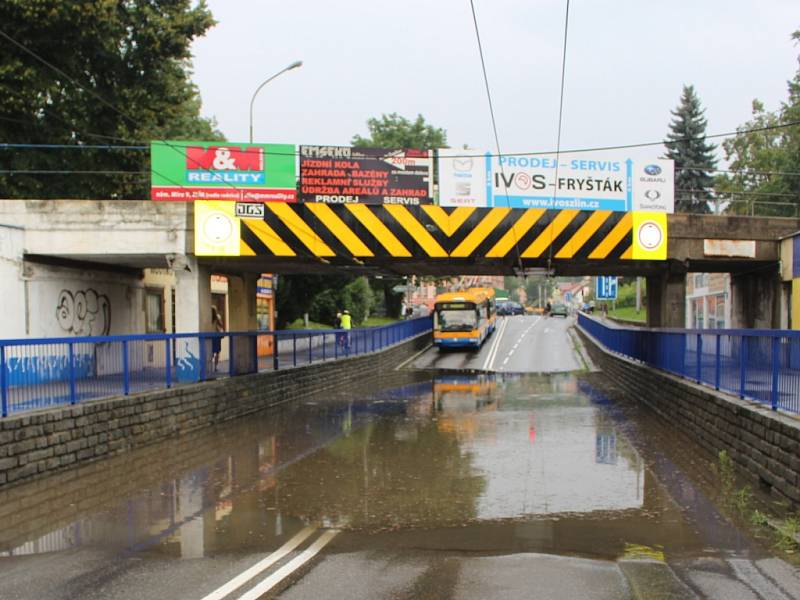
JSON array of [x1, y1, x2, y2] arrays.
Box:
[[227, 274, 259, 373], [174, 256, 212, 333], [646, 271, 686, 328], [731, 268, 780, 329]]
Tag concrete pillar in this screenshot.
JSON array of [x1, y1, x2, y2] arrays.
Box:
[[172, 257, 212, 380], [227, 274, 259, 374], [174, 257, 212, 333], [646, 271, 686, 328], [731, 267, 781, 329]]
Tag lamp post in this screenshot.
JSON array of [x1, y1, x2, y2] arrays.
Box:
[[248, 60, 303, 143]]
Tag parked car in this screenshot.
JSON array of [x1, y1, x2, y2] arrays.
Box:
[[550, 303, 569, 317], [497, 301, 523, 316]]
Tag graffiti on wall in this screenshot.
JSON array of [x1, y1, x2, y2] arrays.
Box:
[[5, 354, 94, 386], [56, 289, 111, 336]]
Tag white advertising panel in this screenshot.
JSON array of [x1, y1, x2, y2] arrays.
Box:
[[437, 148, 487, 207], [438, 150, 674, 213]]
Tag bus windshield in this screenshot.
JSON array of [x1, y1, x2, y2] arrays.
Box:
[[435, 305, 478, 332]]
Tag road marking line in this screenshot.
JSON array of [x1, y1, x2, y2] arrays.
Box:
[[200, 526, 317, 600], [482, 317, 508, 371], [236, 529, 340, 600]]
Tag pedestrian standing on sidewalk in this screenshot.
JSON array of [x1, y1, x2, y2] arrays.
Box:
[[211, 306, 224, 371], [340, 309, 352, 351]]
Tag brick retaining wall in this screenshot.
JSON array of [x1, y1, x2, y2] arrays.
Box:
[[577, 325, 800, 508], [0, 333, 430, 489]]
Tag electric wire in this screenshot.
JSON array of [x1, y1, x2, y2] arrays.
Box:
[[547, 0, 571, 275], [468, 0, 524, 274]]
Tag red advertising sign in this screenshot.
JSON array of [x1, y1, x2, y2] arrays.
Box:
[[299, 145, 433, 205]]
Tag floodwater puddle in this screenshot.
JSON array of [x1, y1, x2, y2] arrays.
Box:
[[0, 371, 763, 563]]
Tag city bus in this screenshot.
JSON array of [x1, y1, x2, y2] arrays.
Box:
[[432, 288, 497, 349]]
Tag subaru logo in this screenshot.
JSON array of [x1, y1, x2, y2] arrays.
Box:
[[644, 164, 662, 176]]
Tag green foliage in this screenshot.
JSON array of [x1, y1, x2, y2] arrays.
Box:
[[275, 274, 353, 329], [716, 29, 800, 217], [664, 85, 716, 214], [302, 276, 374, 327], [0, 0, 223, 199], [773, 515, 800, 553], [716, 450, 736, 501], [351, 113, 447, 149]]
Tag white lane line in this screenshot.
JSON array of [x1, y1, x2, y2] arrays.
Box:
[[200, 526, 317, 600], [236, 529, 340, 600], [482, 317, 508, 371]]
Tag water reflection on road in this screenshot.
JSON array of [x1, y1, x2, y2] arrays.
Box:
[[0, 371, 749, 566]]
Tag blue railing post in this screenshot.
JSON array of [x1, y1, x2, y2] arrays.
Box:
[[273, 333, 279, 371], [714, 334, 721, 391], [68, 341, 77, 405], [322, 333, 327, 361], [0, 345, 8, 418], [308, 334, 312, 364], [165, 338, 172, 388], [122, 340, 130, 396], [292, 333, 297, 367], [739, 335, 747, 399], [199, 335, 207, 382], [771, 336, 780, 411], [372, 329, 376, 353], [696, 334, 702, 384]]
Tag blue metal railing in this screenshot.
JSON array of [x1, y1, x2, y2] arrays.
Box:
[[577, 313, 800, 415], [0, 317, 432, 418]]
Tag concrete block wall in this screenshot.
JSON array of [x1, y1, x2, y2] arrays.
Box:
[[0, 332, 430, 489], [578, 326, 800, 508]]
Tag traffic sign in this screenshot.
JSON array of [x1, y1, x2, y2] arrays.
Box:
[[595, 276, 618, 300]]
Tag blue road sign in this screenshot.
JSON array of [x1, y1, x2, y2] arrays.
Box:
[[596, 276, 618, 300]]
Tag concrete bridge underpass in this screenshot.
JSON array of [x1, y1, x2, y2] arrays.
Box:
[[2, 200, 799, 329]]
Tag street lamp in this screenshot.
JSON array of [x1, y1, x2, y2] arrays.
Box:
[[248, 60, 303, 143]]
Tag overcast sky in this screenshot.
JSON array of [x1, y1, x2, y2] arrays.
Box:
[[192, 0, 799, 162]]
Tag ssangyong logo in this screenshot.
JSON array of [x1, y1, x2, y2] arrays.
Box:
[[644, 164, 662, 176]]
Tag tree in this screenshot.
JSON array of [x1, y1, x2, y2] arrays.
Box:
[[715, 29, 800, 216], [664, 85, 717, 214], [351, 113, 447, 149], [0, 0, 223, 200]]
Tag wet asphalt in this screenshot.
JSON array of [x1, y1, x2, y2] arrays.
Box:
[[0, 316, 798, 599]]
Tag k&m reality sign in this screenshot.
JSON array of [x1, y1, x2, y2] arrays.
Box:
[[151, 141, 296, 202]]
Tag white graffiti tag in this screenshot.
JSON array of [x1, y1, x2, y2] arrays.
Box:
[[56, 289, 111, 336]]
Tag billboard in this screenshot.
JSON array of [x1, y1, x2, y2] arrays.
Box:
[[299, 145, 433, 205], [151, 141, 296, 202], [438, 150, 674, 213]]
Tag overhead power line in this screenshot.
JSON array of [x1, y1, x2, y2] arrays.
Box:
[[468, 0, 524, 273]]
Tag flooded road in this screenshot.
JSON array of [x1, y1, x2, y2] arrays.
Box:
[[0, 347, 798, 597], [0, 317, 800, 600]]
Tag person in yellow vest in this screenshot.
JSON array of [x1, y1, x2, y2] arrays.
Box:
[[340, 309, 352, 351]]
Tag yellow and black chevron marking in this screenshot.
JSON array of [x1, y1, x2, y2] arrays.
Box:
[[239, 204, 636, 261]]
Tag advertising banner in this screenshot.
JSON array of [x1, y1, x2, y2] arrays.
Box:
[[438, 151, 674, 213], [151, 141, 296, 202], [299, 145, 433, 205]]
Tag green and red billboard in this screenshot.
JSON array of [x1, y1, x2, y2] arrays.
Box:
[[150, 141, 296, 202]]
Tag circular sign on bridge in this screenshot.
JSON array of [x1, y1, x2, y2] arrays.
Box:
[[637, 220, 663, 251]]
